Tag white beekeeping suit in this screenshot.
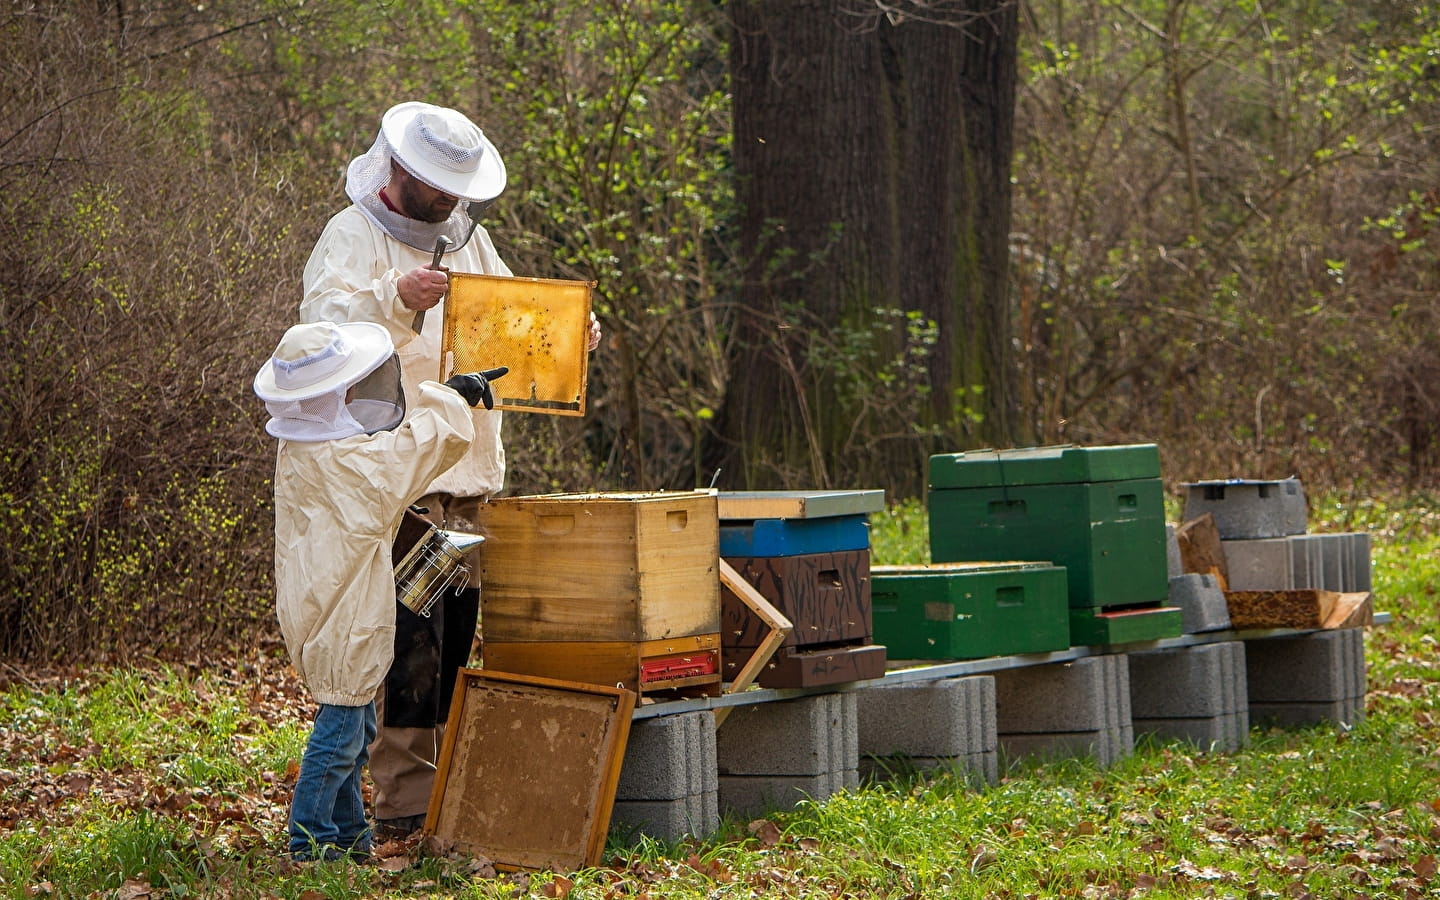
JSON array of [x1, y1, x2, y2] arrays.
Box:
[[254, 320, 475, 705]]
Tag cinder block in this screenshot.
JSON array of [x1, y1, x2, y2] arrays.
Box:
[[1246, 628, 1366, 704], [859, 750, 998, 788], [617, 711, 716, 800], [716, 692, 858, 776], [1228, 532, 1373, 593], [999, 724, 1134, 767], [1289, 534, 1349, 591], [1319, 537, 1343, 591], [1134, 713, 1248, 753], [996, 654, 1133, 767], [718, 770, 857, 819], [1129, 641, 1246, 718], [1350, 533, 1373, 592], [856, 675, 996, 758], [1182, 478, 1307, 539], [1288, 534, 1320, 590], [1223, 538, 1295, 590], [1250, 696, 1364, 729], [994, 654, 1130, 733], [1303, 532, 1372, 593], [1167, 573, 1232, 633], [1166, 524, 1183, 578], [610, 792, 719, 843]]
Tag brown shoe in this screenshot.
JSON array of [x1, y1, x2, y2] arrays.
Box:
[[374, 813, 426, 840]]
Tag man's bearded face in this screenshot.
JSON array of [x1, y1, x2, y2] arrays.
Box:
[[396, 168, 459, 223]]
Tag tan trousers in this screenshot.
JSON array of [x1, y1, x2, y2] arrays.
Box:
[[370, 681, 443, 819], [369, 493, 484, 820]]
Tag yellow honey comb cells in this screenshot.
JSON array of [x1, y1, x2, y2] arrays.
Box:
[[442, 273, 593, 416]]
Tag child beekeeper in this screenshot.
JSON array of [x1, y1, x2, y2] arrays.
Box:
[[252, 319, 505, 862]]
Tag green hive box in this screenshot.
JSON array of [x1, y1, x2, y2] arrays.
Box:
[[928, 444, 1168, 611], [871, 562, 1071, 660], [1068, 605, 1184, 646]]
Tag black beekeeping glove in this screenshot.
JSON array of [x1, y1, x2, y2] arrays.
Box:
[[443, 367, 510, 410]]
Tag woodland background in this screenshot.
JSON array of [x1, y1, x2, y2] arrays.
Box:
[[2, 0, 1438, 663]]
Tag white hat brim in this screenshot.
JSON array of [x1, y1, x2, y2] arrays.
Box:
[[254, 321, 394, 402], [382, 101, 507, 201]]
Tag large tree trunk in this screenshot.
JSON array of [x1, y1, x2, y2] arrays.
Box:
[[708, 0, 1022, 496]]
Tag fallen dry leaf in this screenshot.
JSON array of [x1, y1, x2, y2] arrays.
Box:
[[683, 853, 733, 881], [747, 819, 782, 846], [376, 855, 412, 873], [969, 844, 996, 872], [1412, 854, 1438, 879]]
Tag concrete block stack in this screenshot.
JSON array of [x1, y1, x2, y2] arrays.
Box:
[[993, 654, 1133, 767], [715, 692, 859, 819], [1245, 628, 1366, 728], [855, 675, 998, 787], [1129, 641, 1249, 752], [611, 711, 719, 842], [1180, 477, 1371, 593]]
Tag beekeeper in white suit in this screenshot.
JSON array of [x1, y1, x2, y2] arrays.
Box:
[[254, 318, 505, 861], [299, 100, 601, 838]]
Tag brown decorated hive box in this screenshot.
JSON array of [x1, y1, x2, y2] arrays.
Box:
[[475, 491, 722, 696], [718, 490, 887, 688]]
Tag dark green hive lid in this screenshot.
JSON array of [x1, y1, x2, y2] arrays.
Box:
[[928, 443, 1161, 489]]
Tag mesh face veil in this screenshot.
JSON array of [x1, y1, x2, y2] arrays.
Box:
[[346, 353, 406, 434], [345, 102, 506, 252], [346, 132, 470, 253]]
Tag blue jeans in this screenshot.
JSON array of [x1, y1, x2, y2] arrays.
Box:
[[288, 702, 377, 860]]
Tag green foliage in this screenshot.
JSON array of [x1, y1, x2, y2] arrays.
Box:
[[0, 6, 309, 662], [472, 0, 735, 489], [868, 497, 930, 566]]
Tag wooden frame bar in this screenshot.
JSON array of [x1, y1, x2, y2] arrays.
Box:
[[715, 558, 792, 726]]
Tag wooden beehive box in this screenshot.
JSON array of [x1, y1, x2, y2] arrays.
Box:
[[721, 550, 873, 649], [476, 491, 720, 644], [870, 561, 1071, 660]]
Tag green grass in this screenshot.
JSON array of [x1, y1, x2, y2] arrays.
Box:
[[2, 493, 1438, 898]]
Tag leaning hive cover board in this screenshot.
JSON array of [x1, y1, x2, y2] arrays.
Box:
[[428, 669, 634, 871], [442, 273, 593, 416]]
